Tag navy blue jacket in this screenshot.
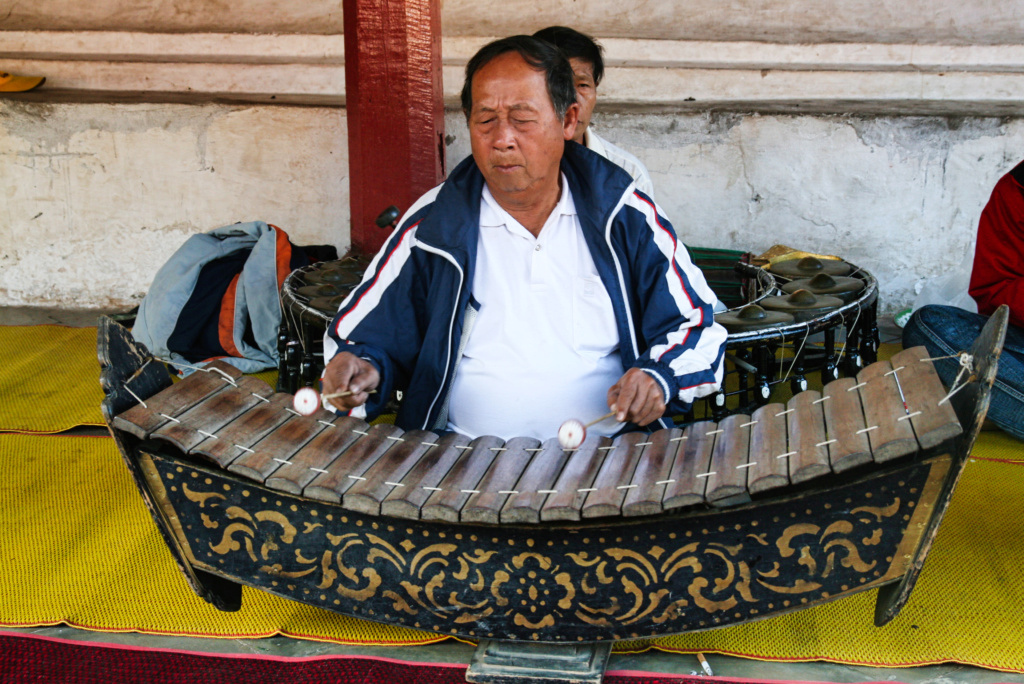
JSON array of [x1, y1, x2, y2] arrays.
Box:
[[325, 142, 727, 432]]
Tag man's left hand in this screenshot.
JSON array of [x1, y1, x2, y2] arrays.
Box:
[[607, 368, 666, 427]]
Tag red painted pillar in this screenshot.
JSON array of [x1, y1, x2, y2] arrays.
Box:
[[344, 0, 445, 256]]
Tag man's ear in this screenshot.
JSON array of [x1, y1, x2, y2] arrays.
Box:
[[562, 102, 580, 141]]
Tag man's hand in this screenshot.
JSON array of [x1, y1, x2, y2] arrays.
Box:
[[322, 352, 380, 410], [607, 368, 666, 427]]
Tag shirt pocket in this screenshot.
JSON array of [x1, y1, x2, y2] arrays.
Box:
[[573, 276, 620, 360]]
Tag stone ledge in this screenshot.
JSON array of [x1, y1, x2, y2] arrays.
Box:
[[2, 31, 1023, 114]]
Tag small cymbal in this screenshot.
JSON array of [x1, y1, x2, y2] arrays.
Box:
[[782, 273, 865, 303], [307, 295, 348, 315], [769, 256, 852, 278], [715, 304, 795, 332], [297, 284, 345, 298], [759, 289, 844, 321], [302, 262, 364, 286]]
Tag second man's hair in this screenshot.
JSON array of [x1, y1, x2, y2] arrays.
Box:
[[532, 26, 604, 86]]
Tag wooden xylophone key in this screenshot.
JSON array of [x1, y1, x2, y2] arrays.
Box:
[[622, 427, 681, 517], [888, 346, 962, 449], [705, 414, 752, 505], [461, 436, 542, 524], [786, 390, 832, 484], [226, 404, 336, 482], [303, 423, 403, 503], [820, 377, 873, 472], [151, 376, 273, 453], [746, 403, 789, 495], [500, 438, 571, 524], [343, 429, 440, 516], [113, 360, 243, 438], [662, 421, 716, 510], [582, 432, 647, 519], [192, 393, 295, 468], [540, 435, 612, 522], [421, 435, 506, 522], [379, 432, 470, 520], [856, 360, 918, 462], [265, 415, 367, 494]]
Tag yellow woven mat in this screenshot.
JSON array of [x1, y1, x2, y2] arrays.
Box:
[[2, 430, 1022, 667], [0, 324, 279, 435], [0, 432, 440, 645], [0, 326, 106, 433]]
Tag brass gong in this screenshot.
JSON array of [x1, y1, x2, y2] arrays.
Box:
[[759, 289, 844, 322], [769, 256, 852, 279], [715, 304, 796, 332], [781, 273, 865, 303]]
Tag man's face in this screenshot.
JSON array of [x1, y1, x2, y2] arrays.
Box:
[[568, 58, 597, 144], [468, 52, 578, 205]]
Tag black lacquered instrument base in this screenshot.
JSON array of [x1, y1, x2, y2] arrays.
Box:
[[140, 446, 945, 643]]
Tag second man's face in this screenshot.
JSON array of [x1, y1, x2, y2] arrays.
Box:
[[568, 58, 597, 144]]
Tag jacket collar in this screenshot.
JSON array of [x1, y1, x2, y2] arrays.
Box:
[[416, 141, 634, 255]]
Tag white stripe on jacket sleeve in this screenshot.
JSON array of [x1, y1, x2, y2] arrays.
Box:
[[625, 192, 728, 403], [324, 184, 443, 363]]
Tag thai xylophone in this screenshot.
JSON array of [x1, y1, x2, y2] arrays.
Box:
[[98, 307, 1007, 682]]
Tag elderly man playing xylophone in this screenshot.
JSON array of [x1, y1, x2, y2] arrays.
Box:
[[321, 35, 727, 442]]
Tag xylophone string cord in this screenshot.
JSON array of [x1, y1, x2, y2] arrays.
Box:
[[781, 326, 811, 383], [835, 305, 861, 366], [937, 353, 975, 406], [921, 351, 968, 363]]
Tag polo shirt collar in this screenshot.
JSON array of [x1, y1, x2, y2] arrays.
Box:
[[480, 173, 577, 231]]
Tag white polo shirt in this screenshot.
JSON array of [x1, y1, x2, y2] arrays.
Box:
[[446, 177, 625, 440]]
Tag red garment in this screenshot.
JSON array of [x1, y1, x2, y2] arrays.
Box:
[[969, 160, 1024, 328]]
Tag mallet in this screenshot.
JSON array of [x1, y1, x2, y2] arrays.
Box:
[[557, 410, 617, 450], [292, 387, 377, 416]]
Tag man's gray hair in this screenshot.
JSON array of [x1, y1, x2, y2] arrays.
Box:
[[461, 35, 577, 121]]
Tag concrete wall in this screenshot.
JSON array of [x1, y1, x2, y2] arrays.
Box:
[[0, 103, 347, 308], [6, 0, 1022, 44], [3, 101, 1021, 313]]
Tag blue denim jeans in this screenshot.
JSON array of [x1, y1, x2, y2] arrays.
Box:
[[903, 305, 1024, 441]]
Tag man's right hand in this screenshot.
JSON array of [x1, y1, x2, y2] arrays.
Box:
[[321, 352, 380, 410]]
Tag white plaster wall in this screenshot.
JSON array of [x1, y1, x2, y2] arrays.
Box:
[[5, 0, 1022, 44], [444, 111, 1024, 313], [0, 102, 347, 308], [3, 103, 1020, 313]]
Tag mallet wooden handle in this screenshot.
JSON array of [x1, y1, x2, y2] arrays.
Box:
[[322, 389, 377, 401], [585, 411, 617, 428]]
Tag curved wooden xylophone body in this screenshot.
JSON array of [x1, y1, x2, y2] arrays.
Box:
[[98, 308, 1007, 679]]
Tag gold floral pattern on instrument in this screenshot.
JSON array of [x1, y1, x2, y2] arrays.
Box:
[[196, 486, 904, 628]]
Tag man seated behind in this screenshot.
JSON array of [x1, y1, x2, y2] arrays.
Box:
[[903, 158, 1024, 441], [322, 36, 726, 441], [533, 26, 655, 199]]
